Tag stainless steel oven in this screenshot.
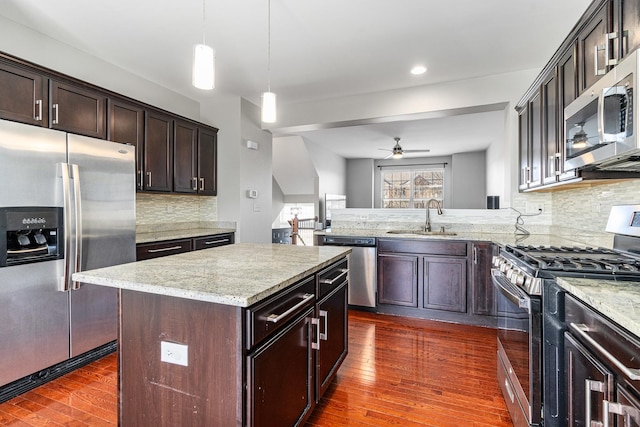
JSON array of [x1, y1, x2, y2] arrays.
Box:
[[492, 266, 543, 427]]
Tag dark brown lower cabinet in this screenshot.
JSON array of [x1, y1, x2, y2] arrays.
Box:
[[377, 253, 418, 307], [316, 283, 348, 399], [423, 256, 466, 313], [247, 308, 314, 427]]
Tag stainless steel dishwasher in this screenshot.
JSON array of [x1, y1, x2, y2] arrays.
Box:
[[321, 235, 376, 308]]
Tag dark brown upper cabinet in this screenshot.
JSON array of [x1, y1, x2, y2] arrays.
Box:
[[542, 69, 559, 185], [578, 2, 612, 94], [0, 60, 48, 126], [174, 121, 218, 195], [198, 127, 218, 196], [612, 0, 640, 61], [49, 79, 106, 139], [107, 98, 145, 190], [143, 110, 173, 192], [173, 119, 198, 193]]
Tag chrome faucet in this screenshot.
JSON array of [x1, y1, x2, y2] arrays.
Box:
[[424, 199, 443, 232]]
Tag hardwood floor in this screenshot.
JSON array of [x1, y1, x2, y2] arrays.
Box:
[[0, 310, 512, 426]]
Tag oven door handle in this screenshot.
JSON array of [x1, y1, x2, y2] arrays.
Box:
[[491, 269, 531, 312]]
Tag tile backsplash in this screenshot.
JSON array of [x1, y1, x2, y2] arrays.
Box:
[[136, 193, 217, 225]]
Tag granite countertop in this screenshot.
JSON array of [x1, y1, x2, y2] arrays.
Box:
[[136, 228, 236, 244], [73, 243, 351, 307], [318, 228, 613, 249], [556, 277, 640, 338]]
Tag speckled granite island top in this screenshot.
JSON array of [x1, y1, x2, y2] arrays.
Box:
[[73, 243, 351, 307], [557, 277, 640, 338]]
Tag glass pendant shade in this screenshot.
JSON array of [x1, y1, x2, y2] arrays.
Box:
[[192, 44, 215, 90], [261, 91, 277, 123]]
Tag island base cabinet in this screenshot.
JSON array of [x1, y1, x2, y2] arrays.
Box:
[[246, 308, 314, 427], [118, 290, 244, 427], [316, 284, 348, 399]]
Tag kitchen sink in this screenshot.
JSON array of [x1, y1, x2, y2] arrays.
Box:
[[386, 230, 457, 236]]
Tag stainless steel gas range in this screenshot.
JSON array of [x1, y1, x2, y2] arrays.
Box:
[[491, 205, 640, 427]]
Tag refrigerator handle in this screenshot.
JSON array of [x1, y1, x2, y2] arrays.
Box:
[[71, 164, 83, 290], [59, 163, 72, 292]]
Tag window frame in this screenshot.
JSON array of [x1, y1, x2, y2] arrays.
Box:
[[380, 167, 445, 209]]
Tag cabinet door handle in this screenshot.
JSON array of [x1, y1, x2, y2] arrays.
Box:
[[192, 177, 198, 191], [473, 246, 478, 264], [147, 245, 183, 253], [585, 378, 606, 427], [266, 293, 315, 324], [605, 32, 619, 66], [35, 99, 42, 121], [595, 44, 607, 76], [146, 171, 152, 187], [555, 152, 562, 176], [137, 170, 142, 189], [570, 323, 640, 380], [52, 103, 59, 124], [311, 317, 321, 350], [199, 177, 205, 191], [319, 310, 328, 341]]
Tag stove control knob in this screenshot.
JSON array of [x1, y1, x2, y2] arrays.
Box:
[[515, 273, 526, 287]]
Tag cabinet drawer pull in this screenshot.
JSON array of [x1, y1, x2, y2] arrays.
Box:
[[203, 239, 229, 245], [570, 323, 640, 380], [52, 103, 59, 124], [319, 310, 328, 341], [319, 269, 348, 285], [147, 245, 183, 253], [35, 99, 42, 121], [266, 293, 315, 324], [199, 177, 205, 191]]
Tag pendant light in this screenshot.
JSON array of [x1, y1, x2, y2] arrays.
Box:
[[261, 0, 277, 123], [192, 0, 215, 90]]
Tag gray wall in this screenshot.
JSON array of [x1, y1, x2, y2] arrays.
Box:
[[451, 151, 487, 208], [346, 159, 374, 208]]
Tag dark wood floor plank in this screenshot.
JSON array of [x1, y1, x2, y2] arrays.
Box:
[[0, 310, 512, 426]]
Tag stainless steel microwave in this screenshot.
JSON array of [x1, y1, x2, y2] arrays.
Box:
[[564, 49, 639, 171]]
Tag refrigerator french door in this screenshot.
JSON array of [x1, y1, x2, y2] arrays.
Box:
[[0, 119, 135, 387]]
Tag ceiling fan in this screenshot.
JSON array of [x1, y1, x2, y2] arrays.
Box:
[[379, 137, 430, 159]]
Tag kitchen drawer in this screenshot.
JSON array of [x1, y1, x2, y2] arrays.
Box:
[[378, 238, 467, 257], [193, 232, 234, 250], [246, 275, 315, 350], [136, 238, 192, 260], [317, 258, 348, 300]]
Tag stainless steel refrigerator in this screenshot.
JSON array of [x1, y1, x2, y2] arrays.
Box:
[[0, 119, 135, 388]]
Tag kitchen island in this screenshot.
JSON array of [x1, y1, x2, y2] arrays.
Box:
[[73, 243, 351, 427]]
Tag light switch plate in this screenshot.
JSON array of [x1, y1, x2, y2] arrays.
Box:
[[161, 341, 188, 366]]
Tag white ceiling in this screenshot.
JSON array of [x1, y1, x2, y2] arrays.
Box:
[[0, 0, 592, 159]]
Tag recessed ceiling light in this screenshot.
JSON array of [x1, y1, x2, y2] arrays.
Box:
[[410, 65, 427, 75]]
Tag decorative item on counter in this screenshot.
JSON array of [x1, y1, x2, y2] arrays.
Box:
[[487, 196, 500, 209]]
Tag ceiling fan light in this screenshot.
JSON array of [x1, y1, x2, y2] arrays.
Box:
[[411, 65, 427, 75], [192, 44, 215, 90], [261, 91, 277, 123]]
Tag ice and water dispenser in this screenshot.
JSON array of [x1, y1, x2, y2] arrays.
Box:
[[0, 207, 63, 267]]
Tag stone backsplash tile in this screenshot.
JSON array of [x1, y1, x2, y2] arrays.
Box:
[[136, 193, 217, 225]]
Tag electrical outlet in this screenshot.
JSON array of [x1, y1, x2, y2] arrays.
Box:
[[161, 341, 188, 366], [524, 202, 544, 214]]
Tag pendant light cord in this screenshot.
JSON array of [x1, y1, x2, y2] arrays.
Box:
[[267, 0, 271, 92], [201, 0, 206, 45]]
